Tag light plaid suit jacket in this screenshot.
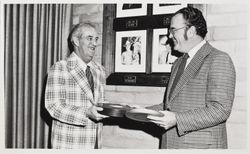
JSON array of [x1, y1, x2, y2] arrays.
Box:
[[150, 42, 236, 149], [45, 53, 106, 148]]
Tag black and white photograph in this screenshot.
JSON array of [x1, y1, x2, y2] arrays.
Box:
[[116, 3, 147, 17], [115, 30, 146, 72], [152, 28, 178, 72], [122, 4, 142, 10], [121, 36, 141, 65], [1, 0, 249, 152], [153, 3, 187, 15]]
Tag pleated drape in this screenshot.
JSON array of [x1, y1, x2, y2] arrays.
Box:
[[4, 4, 72, 148]]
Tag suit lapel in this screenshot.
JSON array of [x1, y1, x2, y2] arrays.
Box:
[[168, 42, 212, 103], [90, 62, 100, 105], [67, 54, 95, 105], [166, 59, 181, 103]]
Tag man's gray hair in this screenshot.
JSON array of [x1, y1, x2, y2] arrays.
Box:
[[70, 22, 97, 43]]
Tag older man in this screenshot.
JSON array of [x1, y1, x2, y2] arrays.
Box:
[[45, 23, 107, 149]]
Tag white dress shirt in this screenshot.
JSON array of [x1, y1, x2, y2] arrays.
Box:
[[185, 40, 206, 68]]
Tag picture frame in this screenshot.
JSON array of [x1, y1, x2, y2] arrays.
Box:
[[152, 28, 177, 72], [153, 3, 187, 15], [116, 4, 147, 17], [115, 30, 147, 72]]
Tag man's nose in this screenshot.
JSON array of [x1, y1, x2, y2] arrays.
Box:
[[91, 40, 98, 46], [169, 32, 173, 38]]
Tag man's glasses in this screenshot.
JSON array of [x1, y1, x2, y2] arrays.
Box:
[[168, 26, 188, 35], [81, 35, 99, 43]]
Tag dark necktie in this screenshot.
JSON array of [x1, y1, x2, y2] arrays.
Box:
[[165, 52, 169, 63], [86, 65, 94, 95], [169, 53, 189, 98]]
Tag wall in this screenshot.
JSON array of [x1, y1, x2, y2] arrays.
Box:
[[73, 4, 103, 63], [206, 4, 247, 148], [73, 4, 247, 149]]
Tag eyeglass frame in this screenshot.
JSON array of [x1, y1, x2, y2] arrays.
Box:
[[168, 25, 190, 35], [80, 35, 99, 43]]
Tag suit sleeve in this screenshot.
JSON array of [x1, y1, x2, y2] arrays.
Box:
[[176, 53, 236, 136], [146, 103, 164, 111], [146, 62, 176, 111], [45, 64, 89, 126]]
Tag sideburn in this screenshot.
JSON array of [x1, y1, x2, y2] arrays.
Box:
[[184, 28, 188, 40]]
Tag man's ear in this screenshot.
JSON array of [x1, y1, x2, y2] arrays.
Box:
[[187, 26, 196, 38], [72, 37, 80, 47]]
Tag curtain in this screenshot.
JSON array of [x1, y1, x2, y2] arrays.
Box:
[[4, 4, 72, 148]]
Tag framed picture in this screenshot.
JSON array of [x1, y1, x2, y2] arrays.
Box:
[[153, 3, 187, 15], [116, 4, 147, 17], [152, 28, 177, 72], [115, 30, 147, 72]]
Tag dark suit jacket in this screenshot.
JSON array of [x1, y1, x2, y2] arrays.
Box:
[[149, 42, 236, 149]]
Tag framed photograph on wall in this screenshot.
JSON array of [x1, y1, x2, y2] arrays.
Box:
[[115, 30, 147, 72], [153, 3, 187, 15], [152, 28, 177, 72], [116, 4, 147, 17]]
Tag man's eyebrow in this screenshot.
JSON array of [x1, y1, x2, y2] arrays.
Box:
[[86, 35, 98, 38], [86, 35, 93, 37]]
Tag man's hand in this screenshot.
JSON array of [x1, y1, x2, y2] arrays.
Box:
[[86, 105, 108, 121], [147, 110, 177, 130]]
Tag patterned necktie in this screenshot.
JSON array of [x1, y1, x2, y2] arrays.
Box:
[[86, 65, 94, 95], [169, 53, 189, 98]]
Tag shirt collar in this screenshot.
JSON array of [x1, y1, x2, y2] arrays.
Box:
[[72, 52, 93, 71], [187, 40, 206, 59]]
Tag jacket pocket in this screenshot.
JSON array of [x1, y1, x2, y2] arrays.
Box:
[[183, 131, 216, 147]]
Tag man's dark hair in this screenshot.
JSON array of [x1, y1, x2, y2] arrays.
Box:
[[174, 7, 208, 39]]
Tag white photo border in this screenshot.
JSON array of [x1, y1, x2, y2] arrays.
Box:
[[116, 4, 147, 17], [115, 30, 147, 73], [153, 3, 187, 15], [152, 28, 175, 73]]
